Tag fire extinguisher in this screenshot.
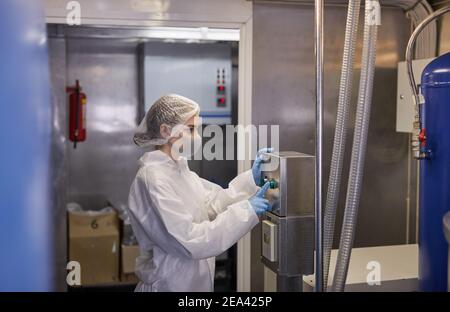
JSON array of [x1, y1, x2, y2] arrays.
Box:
[[66, 80, 87, 148]]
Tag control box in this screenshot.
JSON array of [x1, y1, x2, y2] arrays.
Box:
[[260, 151, 315, 276]]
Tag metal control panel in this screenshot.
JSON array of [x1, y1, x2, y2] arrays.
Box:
[[260, 152, 315, 277], [259, 151, 315, 217], [262, 213, 314, 276]]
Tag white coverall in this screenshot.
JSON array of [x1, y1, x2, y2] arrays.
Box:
[[127, 150, 260, 291]]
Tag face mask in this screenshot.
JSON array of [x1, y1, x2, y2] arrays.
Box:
[[171, 131, 202, 159]]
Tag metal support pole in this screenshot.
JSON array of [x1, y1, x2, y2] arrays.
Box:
[[277, 275, 303, 292], [314, 0, 324, 292]]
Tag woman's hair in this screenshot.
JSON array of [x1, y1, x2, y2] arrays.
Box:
[[133, 94, 200, 147]]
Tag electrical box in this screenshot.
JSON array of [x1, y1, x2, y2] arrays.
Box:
[[262, 220, 277, 262], [396, 58, 434, 133], [260, 151, 315, 277], [141, 42, 233, 125]]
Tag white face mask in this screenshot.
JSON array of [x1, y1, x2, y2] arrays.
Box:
[[170, 131, 202, 159]]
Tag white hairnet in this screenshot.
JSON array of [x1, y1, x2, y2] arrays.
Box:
[[134, 94, 200, 147]]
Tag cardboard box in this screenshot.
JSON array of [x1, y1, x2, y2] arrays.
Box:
[[121, 244, 140, 274], [68, 210, 119, 285], [120, 272, 139, 284]]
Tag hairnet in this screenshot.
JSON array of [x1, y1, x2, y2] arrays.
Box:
[[133, 94, 200, 147]]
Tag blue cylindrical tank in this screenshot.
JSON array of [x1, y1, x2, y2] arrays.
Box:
[[0, 0, 52, 290], [420, 52, 450, 292]]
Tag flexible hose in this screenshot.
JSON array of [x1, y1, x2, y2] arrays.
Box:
[[331, 0, 379, 292], [322, 0, 361, 291]]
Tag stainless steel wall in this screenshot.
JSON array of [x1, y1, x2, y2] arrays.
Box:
[[439, 14, 450, 53], [434, 2, 450, 54], [47, 34, 144, 289], [251, 2, 413, 290], [65, 38, 143, 210], [48, 36, 68, 291]]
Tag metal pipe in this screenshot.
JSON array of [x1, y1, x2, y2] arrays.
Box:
[[277, 275, 303, 292], [314, 0, 324, 292], [406, 5, 450, 111]]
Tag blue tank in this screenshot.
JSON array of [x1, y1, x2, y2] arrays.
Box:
[[0, 0, 52, 290], [419, 52, 450, 292]]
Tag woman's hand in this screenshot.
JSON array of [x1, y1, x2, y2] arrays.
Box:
[[249, 182, 271, 216], [252, 147, 274, 185]]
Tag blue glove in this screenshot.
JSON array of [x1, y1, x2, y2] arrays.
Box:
[[252, 147, 274, 185], [249, 182, 272, 216]]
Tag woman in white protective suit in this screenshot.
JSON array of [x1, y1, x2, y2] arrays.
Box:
[[128, 94, 273, 292]]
